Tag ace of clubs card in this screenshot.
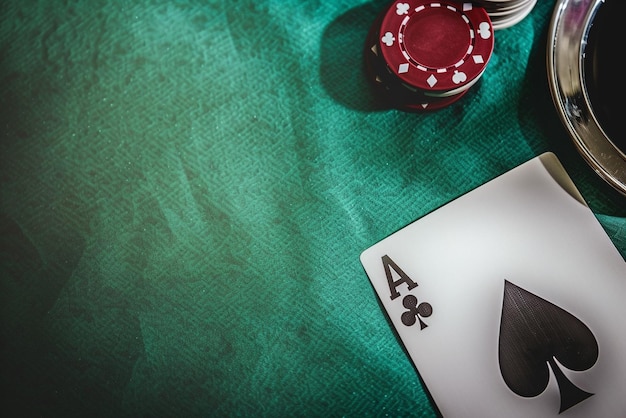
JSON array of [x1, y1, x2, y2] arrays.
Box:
[[360, 153, 626, 417]]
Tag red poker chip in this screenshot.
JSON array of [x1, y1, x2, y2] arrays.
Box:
[[401, 89, 468, 111], [378, 0, 494, 93], [364, 25, 470, 111]]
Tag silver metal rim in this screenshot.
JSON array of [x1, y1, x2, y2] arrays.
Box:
[[546, 0, 626, 196]]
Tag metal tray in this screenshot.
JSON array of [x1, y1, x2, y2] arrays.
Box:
[[547, 0, 626, 196]]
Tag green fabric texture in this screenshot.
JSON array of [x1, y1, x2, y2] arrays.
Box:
[[1, 1, 624, 417]]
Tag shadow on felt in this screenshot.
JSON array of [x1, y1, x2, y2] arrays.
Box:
[[319, 1, 391, 112]]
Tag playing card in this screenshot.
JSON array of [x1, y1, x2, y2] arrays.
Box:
[[360, 152, 626, 417]]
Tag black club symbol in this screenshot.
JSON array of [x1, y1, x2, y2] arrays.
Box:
[[401, 294, 432, 330]]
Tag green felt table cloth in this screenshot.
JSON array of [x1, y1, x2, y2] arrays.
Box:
[[1, 1, 624, 416]]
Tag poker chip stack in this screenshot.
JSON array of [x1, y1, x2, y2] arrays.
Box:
[[473, 0, 537, 30], [364, 0, 495, 111]]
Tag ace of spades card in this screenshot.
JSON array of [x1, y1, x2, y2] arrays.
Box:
[[360, 153, 626, 417]]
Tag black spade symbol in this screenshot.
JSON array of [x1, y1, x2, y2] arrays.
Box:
[[498, 280, 598, 413]]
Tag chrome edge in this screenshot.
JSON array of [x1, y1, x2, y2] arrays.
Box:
[[546, 0, 626, 196]]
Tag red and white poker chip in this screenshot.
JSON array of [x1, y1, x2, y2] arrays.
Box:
[[364, 19, 470, 111], [378, 0, 494, 95]]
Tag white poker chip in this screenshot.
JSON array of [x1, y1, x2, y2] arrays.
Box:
[[473, 0, 536, 29]]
